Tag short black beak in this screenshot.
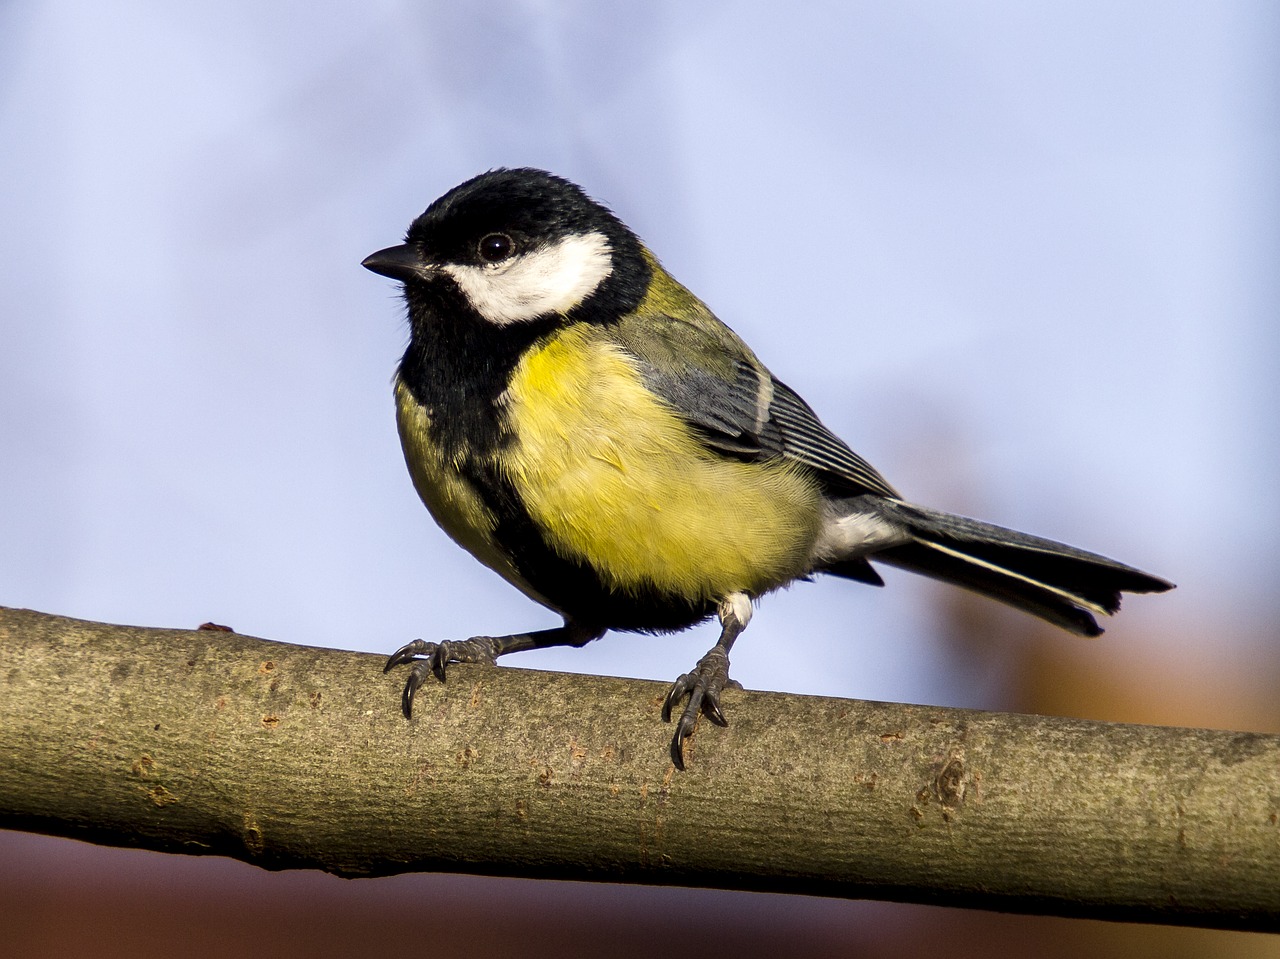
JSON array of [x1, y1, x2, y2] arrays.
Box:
[[362, 244, 430, 283]]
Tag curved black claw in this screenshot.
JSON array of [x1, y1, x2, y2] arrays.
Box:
[[383, 638, 500, 718], [384, 639, 431, 673], [662, 647, 733, 770]]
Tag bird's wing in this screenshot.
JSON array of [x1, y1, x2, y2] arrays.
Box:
[[609, 312, 900, 498]]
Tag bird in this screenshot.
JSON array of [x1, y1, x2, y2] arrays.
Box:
[[362, 167, 1173, 769]]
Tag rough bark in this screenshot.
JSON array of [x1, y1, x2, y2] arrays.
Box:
[[1, 607, 1276, 931]]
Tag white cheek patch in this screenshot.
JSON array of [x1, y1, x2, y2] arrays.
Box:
[[442, 231, 614, 325]]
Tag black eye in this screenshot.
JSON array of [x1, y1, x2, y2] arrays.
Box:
[[478, 233, 515, 263]]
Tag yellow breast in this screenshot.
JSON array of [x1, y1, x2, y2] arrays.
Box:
[[502, 324, 821, 605]]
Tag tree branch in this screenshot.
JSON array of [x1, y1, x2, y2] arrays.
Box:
[[1, 606, 1276, 931]]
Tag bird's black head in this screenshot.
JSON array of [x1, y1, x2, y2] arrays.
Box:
[[363, 168, 650, 327]]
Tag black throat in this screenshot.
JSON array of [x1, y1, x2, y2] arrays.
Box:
[[396, 284, 559, 458]]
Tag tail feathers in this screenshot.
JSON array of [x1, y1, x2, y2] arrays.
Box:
[[869, 500, 1174, 636]]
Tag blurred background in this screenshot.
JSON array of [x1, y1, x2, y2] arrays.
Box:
[[2, 1, 1277, 955]]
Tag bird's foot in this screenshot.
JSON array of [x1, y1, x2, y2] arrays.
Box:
[[383, 637, 501, 718], [383, 624, 603, 720], [662, 645, 739, 770]]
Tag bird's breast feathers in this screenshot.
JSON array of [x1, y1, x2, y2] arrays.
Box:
[[499, 324, 821, 602]]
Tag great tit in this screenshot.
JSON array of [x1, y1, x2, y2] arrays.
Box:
[[363, 167, 1173, 769]]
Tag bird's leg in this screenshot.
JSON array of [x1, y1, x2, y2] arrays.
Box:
[[384, 622, 603, 718], [662, 592, 752, 769]]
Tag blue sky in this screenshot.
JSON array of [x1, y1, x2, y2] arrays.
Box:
[[2, 1, 1276, 709]]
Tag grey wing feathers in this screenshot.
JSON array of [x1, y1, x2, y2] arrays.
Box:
[[768, 378, 900, 498], [639, 363, 766, 458], [638, 357, 899, 498], [624, 324, 1175, 635]]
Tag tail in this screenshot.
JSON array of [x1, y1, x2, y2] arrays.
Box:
[[862, 500, 1174, 636]]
